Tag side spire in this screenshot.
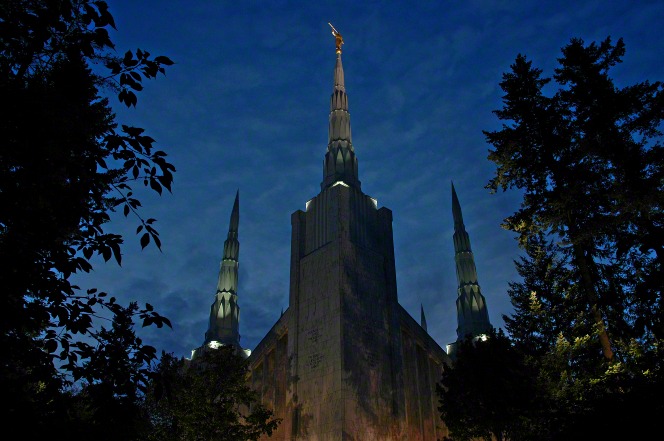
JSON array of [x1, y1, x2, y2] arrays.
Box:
[[229, 189, 239, 237], [322, 24, 360, 190], [451, 181, 464, 230], [420, 304, 428, 333], [451, 182, 492, 340], [204, 191, 241, 349]]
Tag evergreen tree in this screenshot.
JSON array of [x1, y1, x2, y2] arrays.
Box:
[[485, 37, 664, 438], [503, 234, 575, 357], [505, 227, 664, 440], [486, 36, 663, 363]]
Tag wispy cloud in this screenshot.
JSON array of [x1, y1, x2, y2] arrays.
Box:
[[91, 0, 664, 357]]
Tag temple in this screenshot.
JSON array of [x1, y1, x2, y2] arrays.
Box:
[[193, 29, 493, 440]]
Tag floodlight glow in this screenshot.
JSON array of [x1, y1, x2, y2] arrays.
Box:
[[370, 197, 377, 208], [332, 181, 349, 188]]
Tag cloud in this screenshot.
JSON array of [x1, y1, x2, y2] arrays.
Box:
[[90, 0, 664, 359]]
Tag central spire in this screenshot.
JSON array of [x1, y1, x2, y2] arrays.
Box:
[[322, 25, 360, 191]]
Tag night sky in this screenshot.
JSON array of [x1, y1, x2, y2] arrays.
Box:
[[75, 0, 664, 359]]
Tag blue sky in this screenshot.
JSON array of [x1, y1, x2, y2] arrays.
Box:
[[77, 0, 664, 359]]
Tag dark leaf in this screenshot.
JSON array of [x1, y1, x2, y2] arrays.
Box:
[[111, 242, 122, 265], [153, 234, 162, 250], [45, 339, 58, 353], [123, 50, 133, 64], [155, 55, 175, 65], [140, 233, 150, 249], [150, 178, 163, 195]]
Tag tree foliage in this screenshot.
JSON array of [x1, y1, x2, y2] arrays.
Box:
[[438, 330, 541, 441], [485, 36, 663, 361], [480, 37, 664, 439], [144, 348, 281, 441], [1, 0, 175, 435], [58, 303, 155, 441], [503, 233, 664, 440]]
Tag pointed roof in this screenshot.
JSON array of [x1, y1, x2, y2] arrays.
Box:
[[420, 304, 428, 333], [328, 53, 351, 144], [333, 53, 346, 94], [451, 181, 464, 231], [228, 190, 239, 238], [200, 190, 243, 354], [321, 26, 360, 191], [450, 182, 492, 341]]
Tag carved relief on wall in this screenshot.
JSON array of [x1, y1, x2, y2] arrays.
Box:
[[306, 326, 321, 344], [307, 352, 324, 369]]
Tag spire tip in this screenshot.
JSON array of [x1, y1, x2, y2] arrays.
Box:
[[229, 189, 240, 234], [420, 303, 428, 332]]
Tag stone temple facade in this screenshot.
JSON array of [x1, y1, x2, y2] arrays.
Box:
[[194, 38, 492, 441]]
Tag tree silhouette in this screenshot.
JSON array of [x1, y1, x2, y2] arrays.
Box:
[[438, 330, 540, 441], [484, 36, 664, 439], [144, 348, 281, 441], [1, 1, 174, 435]]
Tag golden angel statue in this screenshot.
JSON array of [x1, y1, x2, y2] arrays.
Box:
[[328, 23, 344, 54]]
